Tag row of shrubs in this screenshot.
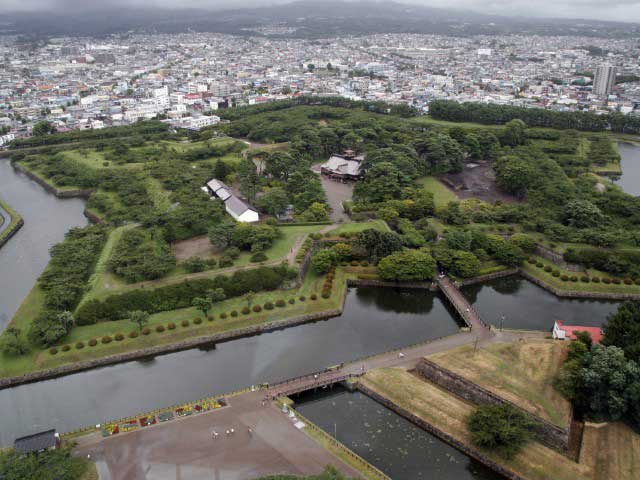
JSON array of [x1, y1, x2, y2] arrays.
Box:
[[49, 293, 328, 355], [76, 264, 295, 324], [528, 258, 640, 285], [321, 267, 336, 299]]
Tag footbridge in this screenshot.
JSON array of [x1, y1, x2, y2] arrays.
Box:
[[436, 276, 491, 336]]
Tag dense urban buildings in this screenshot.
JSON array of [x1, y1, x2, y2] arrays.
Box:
[[1, 32, 640, 139]]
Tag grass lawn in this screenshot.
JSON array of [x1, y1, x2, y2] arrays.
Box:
[[361, 368, 593, 480], [61, 150, 143, 170], [79, 225, 134, 306], [417, 176, 458, 208], [410, 116, 505, 131], [146, 177, 172, 212], [581, 422, 640, 480], [88, 224, 324, 301], [327, 220, 389, 235], [0, 267, 349, 379], [428, 340, 571, 427], [522, 256, 640, 294]]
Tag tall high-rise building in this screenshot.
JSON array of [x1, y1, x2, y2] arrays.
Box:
[[593, 65, 617, 97]]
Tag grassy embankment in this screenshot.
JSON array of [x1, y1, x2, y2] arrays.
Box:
[[580, 422, 640, 480], [417, 176, 458, 208], [2, 266, 349, 379], [361, 367, 592, 480], [521, 256, 640, 295], [0, 196, 23, 245], [428, 340, 571, 427]]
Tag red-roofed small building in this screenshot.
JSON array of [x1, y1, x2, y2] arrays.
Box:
[[552, 320, 603, 344]]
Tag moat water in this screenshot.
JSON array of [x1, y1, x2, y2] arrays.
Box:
[[295, 388, 503, 480], [613, 142, 640, 196], [0, 286, 462, 445], [0, 160, 87, 329], [462, 276, 620, 331]]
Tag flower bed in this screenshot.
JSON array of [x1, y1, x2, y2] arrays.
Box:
[[158, 411, 174, 423], [119, 419, 139, 433], [139, 416, 157, 427]]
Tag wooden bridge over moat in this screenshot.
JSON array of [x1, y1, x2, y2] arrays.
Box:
[[436, 276, 492, 337]]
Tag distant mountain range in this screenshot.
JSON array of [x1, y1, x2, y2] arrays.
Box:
[[3, 0, 639, 38]]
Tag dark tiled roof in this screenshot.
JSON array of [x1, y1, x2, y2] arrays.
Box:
[[14, 429, 57, 454], [225, 195, 251, 216]]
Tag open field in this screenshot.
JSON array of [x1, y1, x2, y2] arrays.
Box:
[[361, 368, 593, 480], [428, 340, 571, 427], [417, 176, 457, 208], [581, 422, 640, 480]]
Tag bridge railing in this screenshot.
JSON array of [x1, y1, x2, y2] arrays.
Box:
[[436, 277, 487, 329]]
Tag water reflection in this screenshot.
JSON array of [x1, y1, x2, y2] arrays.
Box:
[[295, 388, 503, 480], [613, 142, 640, 197], [0, 287, 460, 445], [0, 160, 87, 328], [463, 276, 620, 331]]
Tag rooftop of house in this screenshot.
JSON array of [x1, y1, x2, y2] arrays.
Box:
[[14, 429, 58, 454], [554, 320, 603, 344]]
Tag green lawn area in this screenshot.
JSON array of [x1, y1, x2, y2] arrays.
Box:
[[84, 224, 325, 302], [146, 177, 172, 212], [410, 116, 505, 131], [362, 368, 593, 480], [327, 220, 389, 235], [522, 256, 640, 294], [428, 340, 571, 427], [417, 176, 458, 208], [0, 267, 349, 379]]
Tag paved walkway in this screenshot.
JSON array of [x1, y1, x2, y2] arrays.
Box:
[[75, 391, 361, 480], [72, 323, 544, 480]]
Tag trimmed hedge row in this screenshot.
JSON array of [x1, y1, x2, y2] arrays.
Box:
[[76, 265, 295, 324]]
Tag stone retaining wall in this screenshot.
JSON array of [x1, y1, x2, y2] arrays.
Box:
[[416, 359, 570, 452], [535, 245, 583, 272], [457, 268, 520, 287], [347, 278, 437, 291], [519, 270, 640, 300], [0, 309, 342, 390], [357, 383, 525, 480]]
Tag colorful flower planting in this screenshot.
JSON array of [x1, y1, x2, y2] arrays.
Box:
[[139, 416, 157, 427]]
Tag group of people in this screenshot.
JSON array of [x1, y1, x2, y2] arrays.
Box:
[[210, 426, 252, 439]]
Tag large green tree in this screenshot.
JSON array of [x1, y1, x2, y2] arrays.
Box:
[[603, 302, 640, 362], [467, 404, 534, 458], [377, 249, 436, 281]]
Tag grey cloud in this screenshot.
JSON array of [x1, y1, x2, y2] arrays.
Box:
[[1, 0, 639, 22]]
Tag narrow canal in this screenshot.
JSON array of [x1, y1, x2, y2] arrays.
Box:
[[295, 388, 503, 480], [614, 142, 640, 196], [462, 276, 620, 331], [0, 286, 462, 445], [0, 160, 87, 328]]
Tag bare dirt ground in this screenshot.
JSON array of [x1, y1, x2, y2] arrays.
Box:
[[74, 391, 360, 480], [311, 164, 354, 223], [441, 161, 520, 204], [173, 235, 219, 262]]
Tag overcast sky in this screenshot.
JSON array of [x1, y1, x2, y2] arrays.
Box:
[[1, 0, 639, 23]]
